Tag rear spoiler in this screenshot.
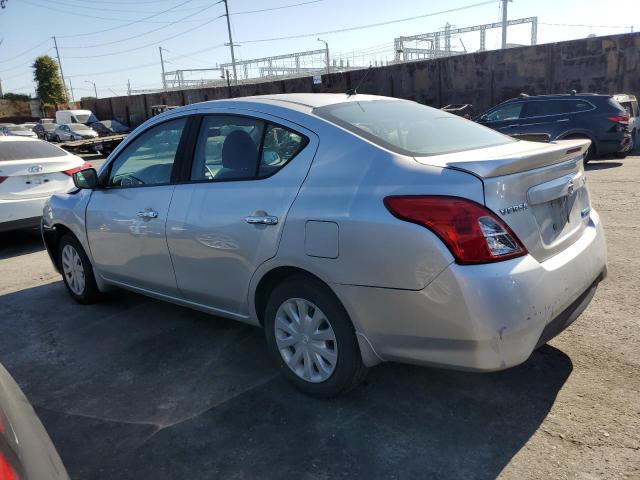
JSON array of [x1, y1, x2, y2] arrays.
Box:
[[509, 133, 551, 143]]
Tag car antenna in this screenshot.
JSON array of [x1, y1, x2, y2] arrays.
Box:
[[346, 64, 373, 97]]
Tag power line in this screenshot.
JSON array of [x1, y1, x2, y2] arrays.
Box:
[[20, 0, 197, 28], [62, 15, 225, 59], [0, 38, 51, 64], [539, 22, 634, 29], [233, 0, 323, 15], [236, 0, 498, 44], [60, 2, 221, 49], [66, 44, 225, 78]]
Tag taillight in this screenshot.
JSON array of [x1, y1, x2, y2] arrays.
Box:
[[0, 453, 18, 480], [0, 176, 7, 184], [384, 196, 527, 265], [62, 162, 92, 176], [608, 115, 629, 124]]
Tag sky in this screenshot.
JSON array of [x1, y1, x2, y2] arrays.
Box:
[[0, 0, 638, 99]]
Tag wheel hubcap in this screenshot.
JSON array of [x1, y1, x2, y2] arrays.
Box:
[[274, 298, 338, 383], [61, 245, 85, 296]]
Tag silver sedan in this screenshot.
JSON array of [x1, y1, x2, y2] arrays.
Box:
[[42, 94, 607, 397]]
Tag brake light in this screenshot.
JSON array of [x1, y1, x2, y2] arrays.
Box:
[[0, 177, 6, 184], [384, 196, 527, 264], [608, 115, 629, 124], [62, 162, 92, 176], [0, 452, 18, 480]]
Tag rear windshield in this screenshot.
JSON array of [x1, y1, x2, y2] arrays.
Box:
[[0, 141, 67, 160], [75, 113, 98, 124], [70, 124, 91, 131], [314, 100, 514, 156]]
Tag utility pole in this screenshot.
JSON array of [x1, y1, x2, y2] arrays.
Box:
[[501, 0, 511, 49], [317, 38, 330, 75], [127, 79, 131, 96], [222, 0, 238, 84], [52, 36, 69, 101], [159, 46, 167, 90], [85, 80, 98, 99], [67, 78, 75, 103]]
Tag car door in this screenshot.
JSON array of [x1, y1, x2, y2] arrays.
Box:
[[85, 116, 189, 296], [514, 100, 570, 138], [166, 112, 318, 316]]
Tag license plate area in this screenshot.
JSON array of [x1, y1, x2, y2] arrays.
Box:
[[532, 186, 589, 246]]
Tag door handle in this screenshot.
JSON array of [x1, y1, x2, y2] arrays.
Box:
[[245, 215, 278, 225], [137, 210, 158, 219]]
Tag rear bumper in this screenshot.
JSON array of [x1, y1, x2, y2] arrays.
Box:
[[0, 197, 48, 232], [333, 210, 607, 370]]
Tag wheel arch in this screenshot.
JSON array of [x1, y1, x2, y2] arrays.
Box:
[[557, 130, 599, 155], [251, 264, 382, 367]]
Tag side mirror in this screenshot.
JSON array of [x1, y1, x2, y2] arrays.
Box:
[[72, 168, 99, 189]]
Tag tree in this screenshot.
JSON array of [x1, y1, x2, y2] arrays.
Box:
[[33, 55, 67, 106], [80, 96, 96, 101], [2, 92, 31, 102]]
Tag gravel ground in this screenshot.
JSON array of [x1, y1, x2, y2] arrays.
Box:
[[0, 154, 638, 479]]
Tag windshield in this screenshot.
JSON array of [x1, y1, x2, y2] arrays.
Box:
[[43, 123, 57, 130], [314, 100, 514, 156], [75, 113, 98, 124], [70, 124, 91, 131], [0, 141, 67, 161]]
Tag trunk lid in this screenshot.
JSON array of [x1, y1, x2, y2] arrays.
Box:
[[0, 156, 81, 200], [415, 139, 592, 262]]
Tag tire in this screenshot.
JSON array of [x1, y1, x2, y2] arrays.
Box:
[[58, 233, 100, 304], [53, 135, 60, 142], [263, 275, 368, 398]]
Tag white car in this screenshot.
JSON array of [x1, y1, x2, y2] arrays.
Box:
[[1, 125, 37, 139], [0, 137, 89, 232]]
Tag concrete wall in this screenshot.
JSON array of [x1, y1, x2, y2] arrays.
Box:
[[0, 99, 33, 122], [81, 32, 640, 127]]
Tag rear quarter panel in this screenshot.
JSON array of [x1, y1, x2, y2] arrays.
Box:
[[266, 124, 485, 291]]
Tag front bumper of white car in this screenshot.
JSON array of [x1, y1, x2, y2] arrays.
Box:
[[333, 210, 607, 370]]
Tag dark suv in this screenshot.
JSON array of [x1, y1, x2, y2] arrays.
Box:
[[475, 93, 632, 160]]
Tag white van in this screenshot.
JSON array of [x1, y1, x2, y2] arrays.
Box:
[[55, 109, 98, 125]]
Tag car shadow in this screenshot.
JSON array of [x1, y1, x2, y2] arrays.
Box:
[[0, 227, 45, 260], [0, 283, 572, 480], [585, 161, 623, 171]]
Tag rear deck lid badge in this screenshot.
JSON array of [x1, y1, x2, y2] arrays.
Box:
[[28, 165, 43, 173], [499, 203, 528, 215]]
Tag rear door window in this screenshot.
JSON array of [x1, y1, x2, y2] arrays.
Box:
[[191, 116, 308, 181]]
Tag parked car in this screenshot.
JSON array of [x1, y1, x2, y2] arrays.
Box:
[[20, 122, 37, 130], [441, 103, 474, 119], [0, 123, 15, 128], [613, 93, 639, 148], [90, 119, 130, 136], [52, 123, 99, 142], [42, 94, 607, 397], [33, 122, 59, 141], [1, 125, 37, 138], [39, 118, 55, 124], [0, 363, 69, 479], [475, 92, 632, 161], [0, 136, 89, 232], [55, 109, 98, 125]]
